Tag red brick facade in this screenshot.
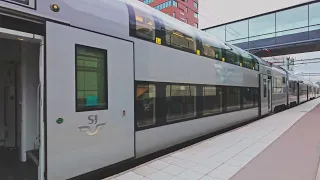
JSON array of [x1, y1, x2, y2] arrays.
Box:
[[139, 0, 199, 28]]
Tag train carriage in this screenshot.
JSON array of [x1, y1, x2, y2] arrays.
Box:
[[0, 0, 317, 180]]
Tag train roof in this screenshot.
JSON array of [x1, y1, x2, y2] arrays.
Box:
[[1, 0, 274, 67], [250, 54, 271, 67]]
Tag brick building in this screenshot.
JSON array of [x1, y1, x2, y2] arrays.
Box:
[[140, 0, 199, 28]]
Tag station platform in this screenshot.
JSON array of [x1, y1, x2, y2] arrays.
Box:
[[103, 98, 320, 180]]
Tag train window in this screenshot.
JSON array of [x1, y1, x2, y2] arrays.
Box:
[[253, 58, 259, 71], [225, 49, 240, 65], [203, 86, 223, 115], [242, 56, 253, 69], [164, 28, 196, 52], [243, 88, 255, 108], [203, 44, 222, 60], [227, 43, 253, 68], [136, 83, 156, 127], [166, 85, 196, 122], [226, 86, 240, 111], [254, 88, 259, 107], [75, 45, 107, 112], [273, 78, 283, 93], [201, 36, 223, 60], [128, 5, 156, 41]]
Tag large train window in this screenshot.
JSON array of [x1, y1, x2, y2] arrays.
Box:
[[75, 45, 108, 112], [166, 84, 196, 122], [164, 28, 196, 52], [243, 87, 255, 108], [200, 34, 223, 60], [225, 49, 240, 65], [127, 5, 156, 41], [203, 86, 222, 115], [226, 86, 240, 111], [136, 83, 156, 127], [242, 55, 253, 69]]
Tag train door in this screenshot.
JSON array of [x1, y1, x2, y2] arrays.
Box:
[[260, 74, 271, 115], [45, 22, 134, 180]]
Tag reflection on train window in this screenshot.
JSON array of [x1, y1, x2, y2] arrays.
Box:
[[254, 88, 259, 107], [164, 28, 196, 52], [253, 59, 259, 71], [225, 50, 240, 65], [273, 78, 283, 93], [242, 56, 253, 69], [75, 45, 107, 112], [203, 86, 222, 115], [243, 88, 255, 108], [226, 86, 240, 111], [166, 85, 196, 121], [134, 8, 156, 41], [203, 43, 222, 60], [136, 83, 156, 127]]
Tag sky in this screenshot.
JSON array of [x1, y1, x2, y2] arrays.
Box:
[[198, 0, 320, 82]]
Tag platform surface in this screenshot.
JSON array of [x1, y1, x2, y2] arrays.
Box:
[[103, 98, 320, 180]]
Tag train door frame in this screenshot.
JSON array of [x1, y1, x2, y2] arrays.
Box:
[[0, 27, 45, 180], [260, 74, 272, 116]]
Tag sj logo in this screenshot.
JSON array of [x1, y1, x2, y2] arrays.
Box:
[[78, 115, 106, 136]]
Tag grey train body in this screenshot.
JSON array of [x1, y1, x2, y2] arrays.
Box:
[[0, 0, 318, 180]]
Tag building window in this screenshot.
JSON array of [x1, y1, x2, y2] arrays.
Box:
[[136, 83, 156, 127], [194, 12, 198, 18], [186, 18, 188, 23], [75, 45, 108, 112], [276, 5, 308, 32], [185, 7, 188, 12], [154, 0, 173, 11], [173, 0, 177, 7], [205, 27, 226, 41], [143, 0, 154, 4], [173, 12, 176, 18], [226, 20, 248, 41], [194, 23, 198, 28], [194, 1, 198, 9], [203, 86, 222, 115], [166, 85, 196, 122]]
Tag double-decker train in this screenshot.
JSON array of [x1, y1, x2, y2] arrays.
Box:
[[0, 0, 318, 180]]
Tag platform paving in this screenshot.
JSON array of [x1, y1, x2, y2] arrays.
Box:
[[230, 101, 320, 180], [103, 98, 320, 180]]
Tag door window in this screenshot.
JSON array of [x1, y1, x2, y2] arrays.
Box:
[[75, 45, 108, 112]]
